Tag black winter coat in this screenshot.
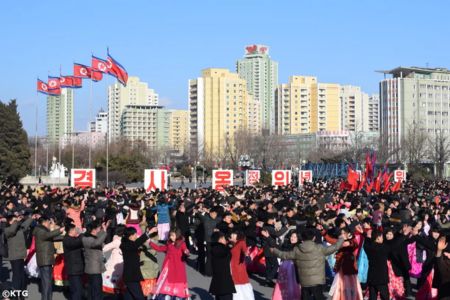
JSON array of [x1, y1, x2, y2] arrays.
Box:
[[387, 234, 414, 276], [209, 243, 236, 296], [363, 239, 390, 285], [63, 235, 84, 275], [120, 233, 149, 282]]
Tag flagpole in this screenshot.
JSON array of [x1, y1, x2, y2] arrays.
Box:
[[89, 75, 93, 168], [34, 91, 39, 179]]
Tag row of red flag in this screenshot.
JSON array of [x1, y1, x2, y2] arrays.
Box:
[[37, 50, 128, 95], [341, 152, 403, 193]]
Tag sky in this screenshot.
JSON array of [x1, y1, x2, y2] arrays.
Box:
[[1, 0, 450, 136]]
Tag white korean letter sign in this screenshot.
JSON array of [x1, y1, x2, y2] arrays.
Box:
[[394, 170, 406, 182], [272, 170, 291, 186], [246, 170, 260, 186], [144, 169, 168, 192], [71, 169, 96, 188], [212, 170, 233, 191], [299, 170, 313, 186]]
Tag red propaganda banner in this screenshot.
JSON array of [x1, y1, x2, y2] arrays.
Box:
[[272, 170, 291, 187], [71, 169, 96, 188], [144, 169, 168, 192], [299, 170, 313, 186], [245, 170, 260, 186], [212, 170, 233, 191], [394, 170, 406, 182]]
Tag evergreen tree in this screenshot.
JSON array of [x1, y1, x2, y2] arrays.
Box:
[[0, 99, 31, 180]]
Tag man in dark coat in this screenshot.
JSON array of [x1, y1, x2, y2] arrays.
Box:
[[63, 223, 84, 300], [209, 231, 235, 300], [120, 226, 153, 300], [364, 230, 389, 300], [33, 216, 64, 300], [197, 207, 221, 276], [261, 213, 288, 287]]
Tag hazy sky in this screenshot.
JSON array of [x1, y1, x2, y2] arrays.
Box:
[[1, 0, 449, 135]]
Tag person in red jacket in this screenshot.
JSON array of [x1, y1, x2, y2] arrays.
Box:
[[229, 231, 254, 300], [150, 229, 190, 299]]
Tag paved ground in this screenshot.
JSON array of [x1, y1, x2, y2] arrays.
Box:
[[0, 253, 273, 300]]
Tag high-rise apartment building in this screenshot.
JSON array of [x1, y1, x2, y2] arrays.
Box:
[[108, 76, 159, 141], [168, 110, 189, 154], [189, 68, 255, 157], [379, 66, 450, 159], [89, 109, 108, 133], [364, 94, 379, 132], [275, 76, 340, 135], [340, 85, 366, 132], [237, 44, 278, 134], [120, 105, 169, 149], [47, 88, 74, 145]]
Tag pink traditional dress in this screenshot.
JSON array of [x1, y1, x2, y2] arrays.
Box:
[[408, 242, 424, 278], [387, 260, 405, 300], [150, 240, 190, 299]]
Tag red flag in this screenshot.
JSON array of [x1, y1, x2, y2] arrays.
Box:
[[366, 181, 374, 193], [106, 51, 128, 86], [391, 180, 402, 192], [383, 173, 393, 192], [358, 174, 366, 191], [92, 56, 108, 73], [90, 69, 103, 82], [37, 79, 49, 94], [375, 172, 382, 193], [48, 87, 61, 96], [74, 63, 91, 78], [60, 76, 82, 88], [346, 167, 359, 191], [48, 76, 61, 90]]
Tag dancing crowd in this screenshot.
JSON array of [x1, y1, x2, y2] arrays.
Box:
[[0, 178, 449, 300]]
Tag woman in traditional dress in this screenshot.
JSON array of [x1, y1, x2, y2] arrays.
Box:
[[229, 231, 255, 300], [384, 228, 406, 300], [126, 200, 143, 236], [102, 225, 125, 294], [272, 231, 300, 300], [150, 229, 190, 299], [327, 227, 363, 300]]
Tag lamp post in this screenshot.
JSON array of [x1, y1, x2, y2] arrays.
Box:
[[238, 154, 254, 186]]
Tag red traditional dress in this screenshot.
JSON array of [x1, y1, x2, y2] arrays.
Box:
[[150, 240, 190, 299], [231, 239, 254, 300]]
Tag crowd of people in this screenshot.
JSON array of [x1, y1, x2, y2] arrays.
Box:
[[0, 178, 449, 300]]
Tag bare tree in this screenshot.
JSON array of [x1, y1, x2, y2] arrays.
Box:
[[402, 122, 428, 169], [428, 130, 450, 178]]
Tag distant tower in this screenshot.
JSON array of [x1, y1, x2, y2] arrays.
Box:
[[47, 88, 74, 145], [237, 45, 278, 134]]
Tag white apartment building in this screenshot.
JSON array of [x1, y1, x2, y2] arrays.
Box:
[[379, 66, 450, 160], [89, 109, 108, 133], [108, 76, 159, 141]]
